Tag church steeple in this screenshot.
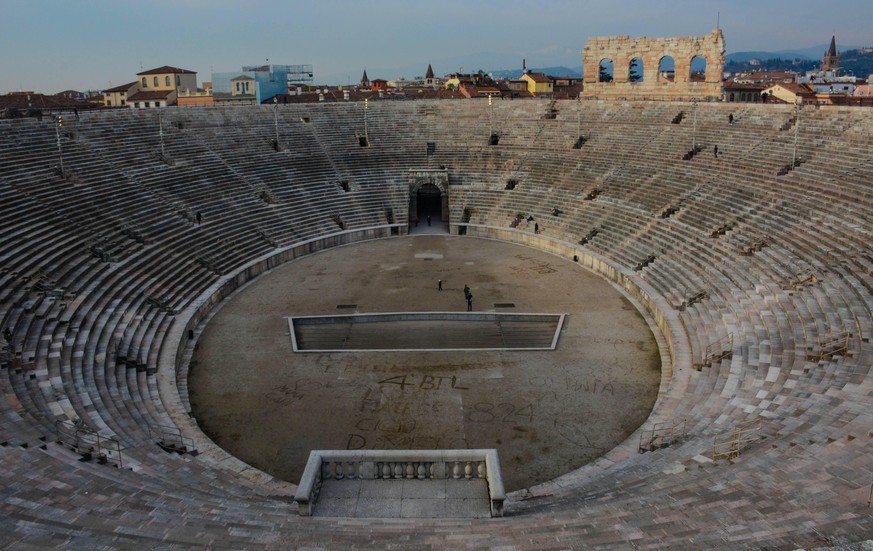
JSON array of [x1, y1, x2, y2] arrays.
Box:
[[822, 35, 840, 72], [361, 70, 370, 88]]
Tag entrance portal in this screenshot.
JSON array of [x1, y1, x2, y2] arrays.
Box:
[[408, 168, 449, 231], [416, 183, 442, 225]]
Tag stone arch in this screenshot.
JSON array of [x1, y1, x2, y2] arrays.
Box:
[[690, 54, 707, 82], [658, 55, 675, 83], [582, 30, 725, 100], [598, 58, 614, 83], [408, 169, 449, 224], [629, 56, 645, 83]]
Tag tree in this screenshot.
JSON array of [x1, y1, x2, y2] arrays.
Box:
[[629, 59, 643, 82], [599, 61, 613, 83]]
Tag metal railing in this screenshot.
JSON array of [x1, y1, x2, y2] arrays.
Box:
[[56, 420, 124, 467], [639, 418, 687, 453], [712, 419, 762, 461], [148, 424, 195, 454]]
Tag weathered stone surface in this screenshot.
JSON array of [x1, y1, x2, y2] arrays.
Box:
[[582, 29, 725, 100]]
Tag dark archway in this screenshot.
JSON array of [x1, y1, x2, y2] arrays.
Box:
[[416, 183, 443, 225]]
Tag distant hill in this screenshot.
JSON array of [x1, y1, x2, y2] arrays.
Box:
[[726, 51, 810, 63], [841, 48, 873, 78], [728, 44, 864, 63], [774, 44, 865, 60], [725, 57, 817, 74], [726, 47, 873, 78]]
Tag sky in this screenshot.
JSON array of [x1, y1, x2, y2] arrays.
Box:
[[2, 0, 871, 93]]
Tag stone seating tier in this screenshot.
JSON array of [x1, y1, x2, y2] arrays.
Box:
[[0, 101, 871, 549]]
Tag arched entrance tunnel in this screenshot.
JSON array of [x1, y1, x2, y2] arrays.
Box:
[[415, 183, 443, 225], [408, 169, 449, 229]]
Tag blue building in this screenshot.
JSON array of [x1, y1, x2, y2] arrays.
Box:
[[212, 64, 314, 103]]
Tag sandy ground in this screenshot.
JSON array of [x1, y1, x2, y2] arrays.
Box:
[[187, 235, 660, 491]]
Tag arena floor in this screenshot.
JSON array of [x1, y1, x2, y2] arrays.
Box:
[[187, 235, 661, 491]]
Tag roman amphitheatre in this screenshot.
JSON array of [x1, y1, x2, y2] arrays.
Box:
[[2, 45, 873, 550]]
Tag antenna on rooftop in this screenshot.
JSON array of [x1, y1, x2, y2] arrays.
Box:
[[717, 12, 720, 30]]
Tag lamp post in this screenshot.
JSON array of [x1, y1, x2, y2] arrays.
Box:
[[691, 97, 698, 150], [577, 95, 582, 140], [490, 94, 495, 136], [364, 98, 369, 143], [158, 111, 165, 159], [792, 100, 800, 167], [55, 115, 65, 175], [273, 97, 280, 151]]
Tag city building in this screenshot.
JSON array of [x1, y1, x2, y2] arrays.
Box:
[[798, 35, 858, 95], [212, 64, 313, 104], [723, 81, 766, 103], [822, 35, 840, 72], [520, 72, 554, 96], [424, 64, 439, 88], [761, 82, 816, 104], [730, 71, 798, 85], [128, 66, 198, 108], [102, 82, 138, 107]]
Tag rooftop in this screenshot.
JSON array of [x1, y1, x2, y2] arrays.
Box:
[[128, 90, 175, 101], [103, 81, 138, 93], [137, 65, 196, 75]]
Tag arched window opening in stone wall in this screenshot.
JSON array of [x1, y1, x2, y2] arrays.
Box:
[[599, 59, 614, 83], [581, 30, 724, 100], [629, 57, 644, 83], [658, 56, 675, 83], [690, 55, 707, 82]]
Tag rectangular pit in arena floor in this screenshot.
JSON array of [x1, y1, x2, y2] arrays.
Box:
[[288, 312, 566, 352]]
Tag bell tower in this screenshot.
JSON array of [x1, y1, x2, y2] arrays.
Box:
[[822, 35, 840, 73]]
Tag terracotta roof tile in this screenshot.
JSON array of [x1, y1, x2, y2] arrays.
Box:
[[524, 72, 552, 83], [103, 82, 138, 93], [128, 90, 175, 101]]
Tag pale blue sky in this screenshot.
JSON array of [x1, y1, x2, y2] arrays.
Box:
[[2, 0, 870, 93]]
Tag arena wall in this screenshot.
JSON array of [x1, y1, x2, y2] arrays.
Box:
[[582, 29, 725, 100]]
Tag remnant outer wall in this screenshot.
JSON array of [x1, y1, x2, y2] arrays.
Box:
[[582, 30, 725, 99]]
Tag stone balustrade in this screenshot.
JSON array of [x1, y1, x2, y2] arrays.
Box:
[[294, 449, 505, 517]]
